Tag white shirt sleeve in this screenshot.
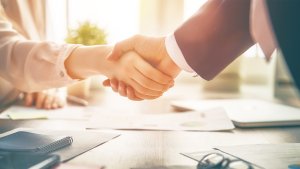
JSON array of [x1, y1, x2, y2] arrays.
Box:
[[0, 19, 78, 92], [251, 0, 278, 60], [165, 34, 195, 73]]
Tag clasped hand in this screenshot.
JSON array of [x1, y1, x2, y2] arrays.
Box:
[[103, 35, 181, 101]]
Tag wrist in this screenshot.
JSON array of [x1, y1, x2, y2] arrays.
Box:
[[91, 45, 114, 77], [158, 37, 181, 78], [160, 54, 181, 78], [165, 34, 196, 74], [65, 45, 113, 79]]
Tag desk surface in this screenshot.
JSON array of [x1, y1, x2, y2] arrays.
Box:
[[1, 83, 300, 169]]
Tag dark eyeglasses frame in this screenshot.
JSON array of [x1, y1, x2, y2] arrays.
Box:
[[197, 152, 254, 169]]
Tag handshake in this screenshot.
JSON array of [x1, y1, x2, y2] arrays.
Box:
[[103, 35, 182, 101]]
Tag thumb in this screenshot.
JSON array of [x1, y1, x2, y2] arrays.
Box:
[[107, 35, 140, 61], [107, 45, 122, 61]]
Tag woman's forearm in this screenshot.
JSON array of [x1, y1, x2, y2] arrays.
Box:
[[0, 19, 80, 92], [65, 45, 113, 79]]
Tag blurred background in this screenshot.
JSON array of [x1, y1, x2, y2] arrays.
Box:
[[45, 0, 294, 100]]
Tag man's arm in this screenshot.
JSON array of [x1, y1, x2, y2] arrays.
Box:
[[174, 0, 253, 80], [109, 0, 254, 80], [109, 35, 181, 78], [106, 0, 255, 99]]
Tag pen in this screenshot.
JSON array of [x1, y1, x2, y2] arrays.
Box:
[[67, 95, 89, 106]]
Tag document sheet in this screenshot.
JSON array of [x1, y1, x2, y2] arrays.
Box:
[[88, 108, 234, 131], [0, 105, 96, 120]]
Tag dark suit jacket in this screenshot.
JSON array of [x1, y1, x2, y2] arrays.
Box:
[[174, 0, 300, 90], [266, 0, 300, 89]]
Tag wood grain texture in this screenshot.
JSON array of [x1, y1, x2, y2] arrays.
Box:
[[1, 83, 300, 169]]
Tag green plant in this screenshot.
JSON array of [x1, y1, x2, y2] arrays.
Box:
[[65, 21, 107, 45]]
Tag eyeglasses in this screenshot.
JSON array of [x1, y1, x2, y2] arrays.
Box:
[[197, 153, 254, 169]]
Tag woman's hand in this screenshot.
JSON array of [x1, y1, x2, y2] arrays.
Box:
[[23, 89, 66, 109], [103, 35, 181, 100], [65, 45, 173, 101], [105, 51, 174, 100]]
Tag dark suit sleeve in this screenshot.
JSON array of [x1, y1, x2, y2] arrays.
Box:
[[174, 0, 254, 80], [266, 0, 300, 90]]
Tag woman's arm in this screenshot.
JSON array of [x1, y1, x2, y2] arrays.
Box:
[[0, 19, 78, 92], [0, 18, 172, 99], [65, 46, 173, 99]]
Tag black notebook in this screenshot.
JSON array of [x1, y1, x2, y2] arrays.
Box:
[[0, 151, 60, 169], [0, 131, 73, 154]]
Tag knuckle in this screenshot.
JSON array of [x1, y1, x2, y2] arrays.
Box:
[[119, 91, 126, 97], [132, 34, 141, 41], [161, 84, 169, 91], [115, 42, 122, 49]]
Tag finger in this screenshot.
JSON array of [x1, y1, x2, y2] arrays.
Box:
[[57, 99, 66, 108], [134, 90, 161, 100], [110, 79, 119, 92], [108, 35, 140, 60], [102, 79, 111, 87], [127, 86, 143, 101], [118, 81, 127, 97], [132, 67, 170, 92], [169, 82, 175, 89], [128, 78, 163, 97], [51, 96, 65, 109], [43, 95, 54, 109], [134, 59, 173, 85], [24, 93, 34, 106], [127, 80, 163, 99], [36, 92, 46, 109], [51, 97, 59, 109]]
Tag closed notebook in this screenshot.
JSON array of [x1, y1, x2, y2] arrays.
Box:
[[0, 131, 73, 154], [0, 151, 60, 169]]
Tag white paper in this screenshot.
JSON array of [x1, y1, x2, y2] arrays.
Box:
[[171, 99, 300, 127], [0, 105, 96, 120], [88, 108, 235, 131]]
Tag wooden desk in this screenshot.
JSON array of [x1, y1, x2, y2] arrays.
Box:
[[1, 83, 300, 169]]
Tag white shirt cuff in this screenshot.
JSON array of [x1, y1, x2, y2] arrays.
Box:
[[56, 44, 81, 82], [165, 34, 195, 73]]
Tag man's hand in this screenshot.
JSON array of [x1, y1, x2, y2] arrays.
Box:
[[104, 51, 174, 100], [104, 35, 181, 100], [109, 35, 180, 77]]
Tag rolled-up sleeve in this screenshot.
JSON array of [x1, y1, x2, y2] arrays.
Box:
[[0, 18, 78, 92]]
